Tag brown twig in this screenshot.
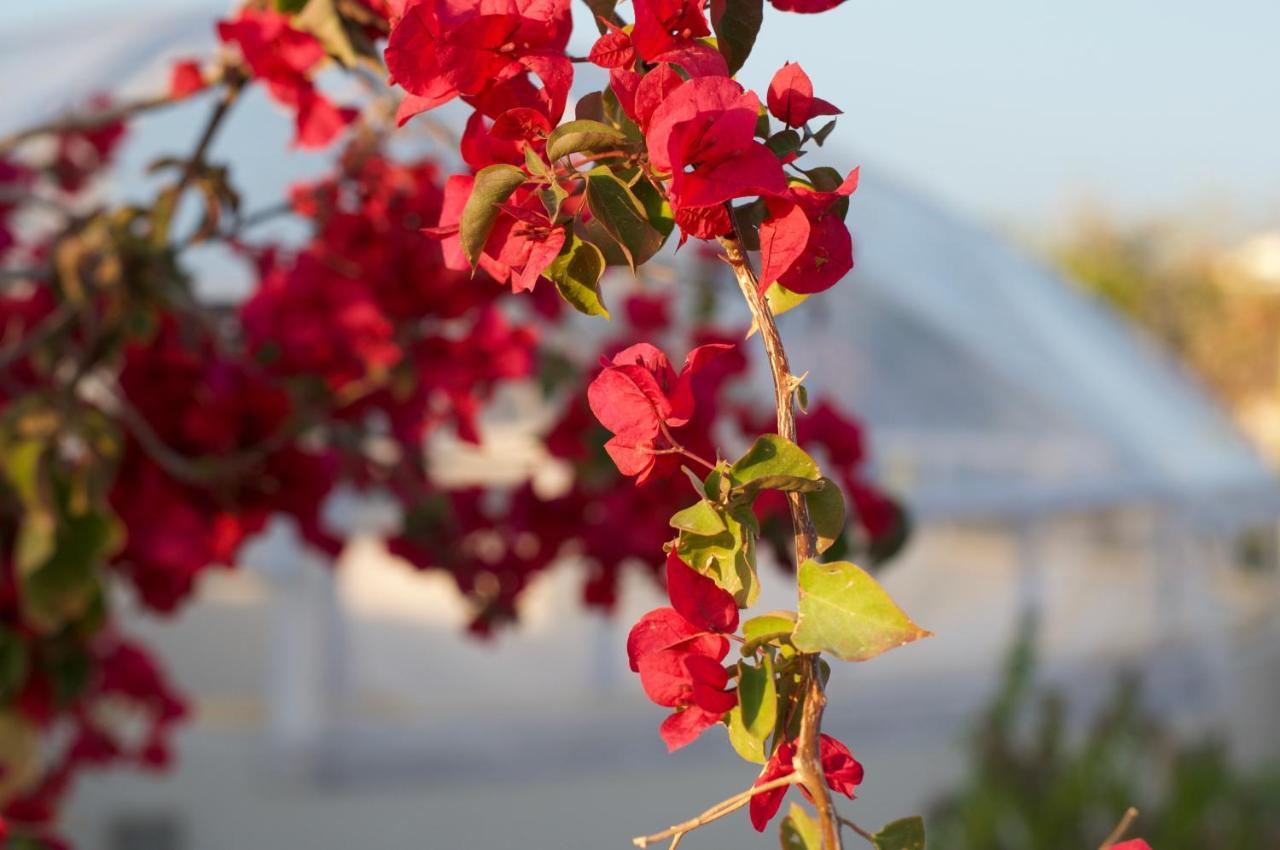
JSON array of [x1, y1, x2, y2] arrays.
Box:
[[838, 817, 876, 845], [719, 222, 840, 850], [0, 84, 210, 157], [1098, 807, 1140, 850], [631, 774, 799, 849]]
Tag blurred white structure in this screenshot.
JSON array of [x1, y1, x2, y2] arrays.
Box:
[[4, 9, 1280, 850]]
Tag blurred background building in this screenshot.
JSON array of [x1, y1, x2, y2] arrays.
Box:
[[2, 2, 1279, 849]]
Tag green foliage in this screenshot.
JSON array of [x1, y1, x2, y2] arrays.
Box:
[[928, 618, 1280, 850], [545, 233, 608, 317], [727, 653, 777, 763], [780, 803, 822, 850], [460, 164, 527, 268], [710, 0, 764, 75], [871, 817, 927, 850], [792, 560, 930, 661], [545, 120, 630, 163], [584, 170, 666, 270]]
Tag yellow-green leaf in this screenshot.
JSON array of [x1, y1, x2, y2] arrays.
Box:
[[727, 654, 776, 763], [792, 560, 931, 662], [545, 120, 630, 163]]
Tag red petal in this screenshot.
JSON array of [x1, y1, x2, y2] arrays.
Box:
[[819, 734, 864, 799], [758, 200, 811, 290], [750, 742, 797, 831], [169, 61, 204, 98], [637, 648, 696, 707], [587, 364, 670, 441], [767, 62, 814, 127], [666, 551, 739, 632], [604, 435, 658, 480], [626, 608, 699, 671], [667, 342, 733, 425], [670, 142, 787, 209], [659, 705, 722, 751]]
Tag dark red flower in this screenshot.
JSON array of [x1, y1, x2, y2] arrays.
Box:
[[749, 734, 864, 830]]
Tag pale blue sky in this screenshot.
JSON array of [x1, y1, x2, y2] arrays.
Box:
[[4, 0, 1278, 233]]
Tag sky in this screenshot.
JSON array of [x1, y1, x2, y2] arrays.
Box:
[[3, 0, 1278, 234]]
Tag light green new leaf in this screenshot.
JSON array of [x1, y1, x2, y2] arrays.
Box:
[[460, 164, 526, 269], [670, 499, 727, 536], [545, 234, 608, 317], [741, 610, 796, 655], [295, 0, 361, 67], [792, 560, 931, 662], [584, 171, 665, 271], [676, 507, 758, 607], [727, 654, 776, 763], [871, 817, 926, 850], [780, 804, 822, 850], [545, 120, 630, 163]]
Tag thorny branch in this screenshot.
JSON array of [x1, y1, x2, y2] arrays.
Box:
[[720, 221, 842, 850]]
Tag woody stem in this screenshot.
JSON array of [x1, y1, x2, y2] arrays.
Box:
[[718, 229, 841, 850]]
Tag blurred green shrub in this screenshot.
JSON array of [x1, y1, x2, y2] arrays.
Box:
[[927, 619, 1280, 849]]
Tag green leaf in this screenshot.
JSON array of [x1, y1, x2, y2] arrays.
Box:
[[811, 119, 838, 147], [730, 435, 820, 489], [710, 0, 763, 75], [545, 234, 608, 317], [670, 499, 727, 536], [741, 610, 796, 655], [727, 653, 776, 763], [274, 0, 310, 11], [21, 510, 116, 633], [584, 170, 665, 271], [545, 120, 630, 163], [2, 439, 46, 509], [780, 803, 822, 850], [627, 172, 675, 239], [460, 165, 527, 269], [806, 478, 846, 555], [767, 129, 803, 159], [792, 560, 931, 662], [524, 146, 551, 180], [0, 628, 29, 701], [539, 183, 569, 222], [871, 817, 926, 850], [676, 506, 758, 607]]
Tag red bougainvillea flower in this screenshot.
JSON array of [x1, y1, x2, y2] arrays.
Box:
[[631, 0, 711, 61], [385, 0, 573, 126], [766, 63, 840, 128], [1110, 842, 1153, 850], [758, 167, 859, 294], [586, 341, 732, 481], [427, 177, 567, 292], [627, 552, 741, 750], [767, 0, 847, 12], [645, 76, 787, 239], [218, 9, 356, 148], [169, 60, 205, 98], [749, 734, 864, 830]]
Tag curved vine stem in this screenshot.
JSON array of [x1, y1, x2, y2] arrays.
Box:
[[718, 225, 842, 850]]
